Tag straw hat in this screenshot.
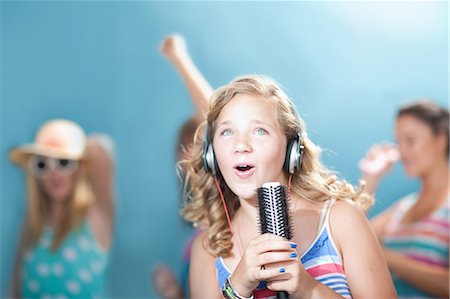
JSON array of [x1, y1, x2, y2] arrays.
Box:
[[9, 119, 87, 167]]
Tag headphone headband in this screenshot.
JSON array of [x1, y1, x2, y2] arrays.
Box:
[[202, 122, 304, 176]]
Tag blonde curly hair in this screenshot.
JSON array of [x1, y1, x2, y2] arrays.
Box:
[[181, 75, 373, 257]]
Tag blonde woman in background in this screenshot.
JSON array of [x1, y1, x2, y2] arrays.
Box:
[[10, 119, 115, 298]]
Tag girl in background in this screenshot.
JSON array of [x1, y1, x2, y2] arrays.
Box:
[[10, 119, 115, 298], [152, 34, 212, 299], [182, 75, 396, 298], [360, 100, 449, 298]]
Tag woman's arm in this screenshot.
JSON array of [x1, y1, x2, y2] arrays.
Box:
[[190, 230, 222, 298], [370, 206, 395, 240], [10, 248, 22, 298], [160, 34, 213, 122], [371, 201, 449, 296], [384, 249, 449, 297], [10, 223, 28, 298], [331, 201, 397, 299], [85, 134, 115, 250], [85, 134, 115, 207]]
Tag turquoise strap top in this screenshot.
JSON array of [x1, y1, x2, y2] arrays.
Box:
[[21, 221, 109, 299]]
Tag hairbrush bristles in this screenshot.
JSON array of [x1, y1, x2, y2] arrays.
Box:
[[257, 182, 293, 240]]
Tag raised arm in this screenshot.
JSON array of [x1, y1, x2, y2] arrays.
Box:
[[86, 134, 115, 207], [85, 133, 115, 249], [160, 34, 213, 122]]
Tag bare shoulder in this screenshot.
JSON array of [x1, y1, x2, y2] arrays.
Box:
[[328, 200, 374, 253], [86, 134, 115, 166], [190, 229, 221, 298], [330, 199, 368, 227], [192, 230, 206, 252], [191, 230, 215, 261], [329, 200, 397, 298]]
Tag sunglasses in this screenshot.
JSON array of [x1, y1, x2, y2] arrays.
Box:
[[28, 155, 79, 179]]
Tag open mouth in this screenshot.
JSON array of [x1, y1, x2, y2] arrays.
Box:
[[233, 163, 255, 179], [232, 162, 255, 178], [236, 165, 254, 172]]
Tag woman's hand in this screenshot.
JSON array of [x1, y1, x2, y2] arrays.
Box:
[[359, 143, 399, 194], [230, 234, 303, 297], [160, 34, 188, 63]]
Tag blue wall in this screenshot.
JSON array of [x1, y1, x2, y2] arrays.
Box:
[[1, 1, 447, 298]]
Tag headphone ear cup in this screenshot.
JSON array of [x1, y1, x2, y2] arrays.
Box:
[[291, 138, 301, 173], [202, 142, 218, 175], [202, 139, 211, 173], [207, 145, 217, 175], [284, 136, 303, 174], [203, 143, 211, 173], [297, 140, 304, 171], [284, 139, 295, 173], [202, 125, 219, 176], [211, 147, 219, 175]]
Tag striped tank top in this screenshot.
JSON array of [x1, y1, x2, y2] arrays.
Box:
[[215, 199, 352, 298], [383, 193, 449, 298]]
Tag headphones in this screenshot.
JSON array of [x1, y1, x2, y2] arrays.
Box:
[[202, 123, 304, 176]]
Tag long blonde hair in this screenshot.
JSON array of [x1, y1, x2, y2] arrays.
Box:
[[11, 159, 95, 297], [181, 75, 373, 257], [19, 159, 95, 252]]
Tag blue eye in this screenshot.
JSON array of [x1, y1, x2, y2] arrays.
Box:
[[221, 129, 233, 136], [255, 128, 268, 135]]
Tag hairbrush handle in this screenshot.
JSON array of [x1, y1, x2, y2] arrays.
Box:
[[277, 291, 289, 299]]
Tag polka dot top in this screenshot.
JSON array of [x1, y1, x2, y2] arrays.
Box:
[[21, 222, 109, 299]]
